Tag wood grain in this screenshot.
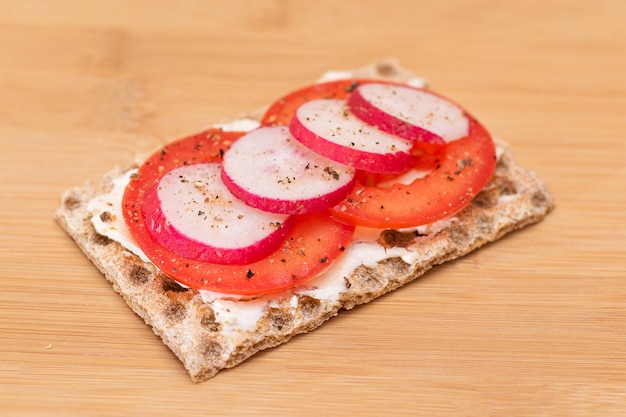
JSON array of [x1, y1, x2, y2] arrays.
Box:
[[1, 0, 625, 415]]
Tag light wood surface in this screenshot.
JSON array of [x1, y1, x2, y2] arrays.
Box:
[[1, 1, 625, 415]]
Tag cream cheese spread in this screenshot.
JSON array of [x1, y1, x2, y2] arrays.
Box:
[[87, 169, 151, 263]]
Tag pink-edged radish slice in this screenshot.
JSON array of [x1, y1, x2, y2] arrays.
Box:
[[221, 126, 356, 214], [142, 162, 293, 265], [347, 83, 470, 143], [290, 99, 414, 174]]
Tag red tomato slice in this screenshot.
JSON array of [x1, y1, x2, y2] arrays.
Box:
[[122, 128, 355, 295], [329, 118, 497, 228], [261, 78, 391, 126], [141, 212, 353, 296]]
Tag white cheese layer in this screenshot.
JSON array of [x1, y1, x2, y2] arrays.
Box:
[[87, 169, 151, 263]]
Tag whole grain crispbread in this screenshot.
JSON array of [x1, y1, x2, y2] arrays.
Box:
[[55, 61, 554, 382]]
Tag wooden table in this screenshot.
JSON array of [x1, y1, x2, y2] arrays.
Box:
[[2, 1, 625, 415]]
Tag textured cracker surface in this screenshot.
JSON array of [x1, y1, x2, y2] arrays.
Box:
[[54, 61, 554, 382]]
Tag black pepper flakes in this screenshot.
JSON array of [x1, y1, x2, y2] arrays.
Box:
[[345, 80, 359, 93], [323, 166, 340, 180], [246, 269, 255, 279], [454, 157, 473, 175], [99, 211, 114, 223]]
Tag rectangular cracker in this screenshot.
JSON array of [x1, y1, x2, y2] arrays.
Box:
[[55, 62, 554, 382]]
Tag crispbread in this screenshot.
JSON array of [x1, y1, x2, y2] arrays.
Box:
[[55, 61, 554, 382]]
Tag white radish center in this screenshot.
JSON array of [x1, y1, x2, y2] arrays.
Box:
[[356, 83, 469, 142], [295, 99, 414, 156], [222, 126, 355, 207], [156, 163, 289, 250]]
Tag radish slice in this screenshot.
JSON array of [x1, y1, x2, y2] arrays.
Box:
[[142, 163, 292, 265], [290, 99, 414, 174], [221, 126, 356, 214], [347, 83, 470, 143]]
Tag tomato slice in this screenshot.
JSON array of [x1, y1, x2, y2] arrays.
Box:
[[140, 211, 353, 296], [122, 128, 355, 295], [329, 118, 497, 228], [261, 78, 392, 126]]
